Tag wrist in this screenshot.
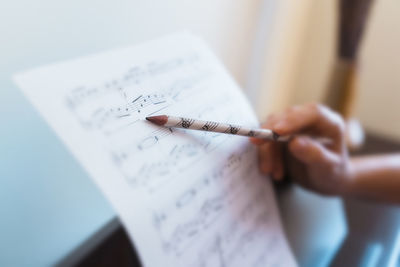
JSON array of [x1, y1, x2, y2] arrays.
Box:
[[341, 156, 377, 199], [340, 154, 400, 202], [339, 157, 359, 197]]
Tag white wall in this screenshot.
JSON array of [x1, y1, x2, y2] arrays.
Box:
[[0, 0, 264, 89]]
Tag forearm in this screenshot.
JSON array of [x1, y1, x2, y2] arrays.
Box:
[[347, 154, 400, 203]]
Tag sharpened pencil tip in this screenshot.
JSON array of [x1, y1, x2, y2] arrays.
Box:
[[145, 115, 168, 126]]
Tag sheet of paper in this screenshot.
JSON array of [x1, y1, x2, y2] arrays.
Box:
[[14, 33, 297, 267]]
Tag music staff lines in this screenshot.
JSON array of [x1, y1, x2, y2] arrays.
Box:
[[150, 148, 257, 256], [155, 177, 265, 258], [65, 53, 201, 108], [121, 133, 232, 193], [195, 190, 274, 267]]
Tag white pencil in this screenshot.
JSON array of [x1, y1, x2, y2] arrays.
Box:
[[145, 115, 291, 142]]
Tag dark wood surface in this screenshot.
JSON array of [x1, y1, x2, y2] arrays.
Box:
[[76, 133, 400, 267]]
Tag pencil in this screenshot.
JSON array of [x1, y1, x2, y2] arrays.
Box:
[[145, 115, 291, 142]]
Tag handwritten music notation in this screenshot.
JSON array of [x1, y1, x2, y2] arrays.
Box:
[[65, 53, 199, 108], [195, 208, 280, 267], [137, 127, 174, 151], [103, 92, 235, 193], [115, 131, 230, 192], [62, 46, 295, 266], [151, 147, 256, 256], [65, 52, 212, 137], [15, 33, 297, 267]]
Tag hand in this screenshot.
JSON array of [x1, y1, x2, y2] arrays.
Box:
[[251, 103, 352, 196]]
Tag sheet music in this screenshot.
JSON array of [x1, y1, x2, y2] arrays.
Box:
[[14, 33, 297, 267]]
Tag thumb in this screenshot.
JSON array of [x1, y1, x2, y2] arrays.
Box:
[[289, 136, 336, 165]]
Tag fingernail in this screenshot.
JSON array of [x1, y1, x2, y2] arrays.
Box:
[[249, 137, 263, 145]]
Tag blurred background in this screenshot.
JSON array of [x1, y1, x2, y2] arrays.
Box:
[[1, 0, 400, 266], [271, 0, 400, 141]]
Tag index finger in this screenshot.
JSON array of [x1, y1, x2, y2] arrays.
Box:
[[273, 104, 345, 141]]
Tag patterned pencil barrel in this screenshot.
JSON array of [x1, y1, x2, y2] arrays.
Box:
[[147, 115, 290, 142]]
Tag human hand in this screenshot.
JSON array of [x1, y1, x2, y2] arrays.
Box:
[[251, 104, 352, 196]]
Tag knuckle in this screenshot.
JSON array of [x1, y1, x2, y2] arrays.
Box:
[[333, 113, 346, 132], [309, 103, 345, 131], [309, 102, 325, 115], [328, 110, 346, 133]]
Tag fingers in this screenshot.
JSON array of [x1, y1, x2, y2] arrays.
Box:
[[255, 114, 285, 180], [273, 103, 345, 142], [289, 136, 338, 165], [252, 103, 344, 183], [286, 157, 313, 190], [258, 142, 273, 174], [250, 137, 264, 145], [250, 113, 281, 145], [257, 142, 284, 181], [272, 143, 284, 180]]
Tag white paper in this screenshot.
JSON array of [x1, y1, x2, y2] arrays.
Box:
[[14, 33, 297, 267]]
